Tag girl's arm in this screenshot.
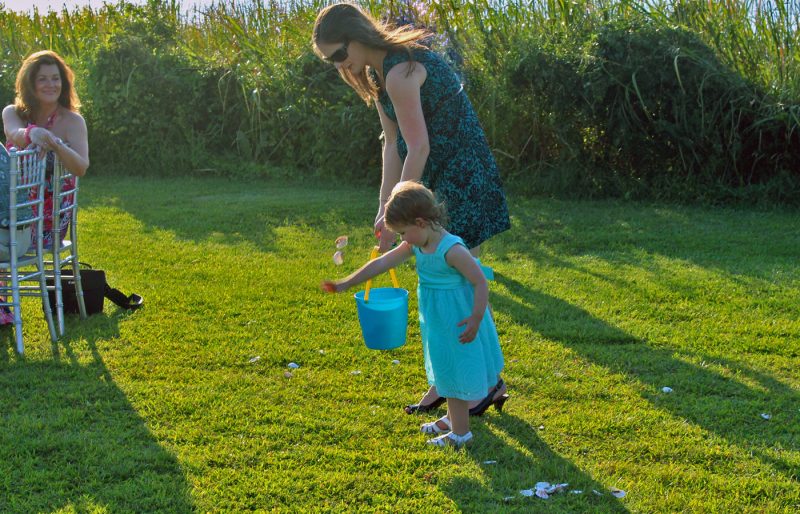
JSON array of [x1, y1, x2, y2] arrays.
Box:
[[375, 102, 402, 252], [446, 244, 489, 343], [385, 62, 429, 184], [322, 242, 413, 293]]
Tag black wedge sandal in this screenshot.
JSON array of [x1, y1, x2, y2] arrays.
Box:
[[469, 379, 509, 417], [404, 395, 446, 414]]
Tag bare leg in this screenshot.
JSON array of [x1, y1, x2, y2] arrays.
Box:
[[467, 378, 507, 409], [447, 398, 470, 436], [420, 385, 439, 403]]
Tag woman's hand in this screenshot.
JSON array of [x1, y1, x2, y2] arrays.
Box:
[[29, 126, 62, 152], [457, 314, 483, 343], [374, 215, 397, 253]]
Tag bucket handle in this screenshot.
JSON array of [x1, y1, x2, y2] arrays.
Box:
[[364, 246, 399, 302]]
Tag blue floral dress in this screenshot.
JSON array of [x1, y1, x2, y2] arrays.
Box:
[[375, 48, 511, 249], [415, 233, 504, 401]]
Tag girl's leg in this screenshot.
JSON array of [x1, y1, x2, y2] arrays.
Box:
[[447, 398, 470, 437], [425, 398, 472, 447]]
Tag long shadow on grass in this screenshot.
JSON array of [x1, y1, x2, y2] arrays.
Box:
[[495, 272, 800, 483], [0, 315, 193, 513], [493, 198, 799, 284], [80, 176, 375, 252], [443, 413, 628, 512]]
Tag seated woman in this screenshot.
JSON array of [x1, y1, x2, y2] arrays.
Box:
[[1, 50, 89, 324]]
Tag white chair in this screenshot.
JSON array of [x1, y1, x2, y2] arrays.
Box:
[[48, 154, 86, 336], [0, 147, 57, 353]]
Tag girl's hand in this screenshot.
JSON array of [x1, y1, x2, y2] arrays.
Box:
[[321, 280, 344, 293], [457, 314, 482, 343]]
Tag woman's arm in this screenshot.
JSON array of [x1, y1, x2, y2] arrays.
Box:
[[375, 102, 402, 251], [376, 102, 402, 214], [37, 112, 89, 177], [322, 242, 413, 293], [2, 105, 28, 148], [385, 62, 429, 183], [446, 244, 489, 343], [2, 106, 89, 176]]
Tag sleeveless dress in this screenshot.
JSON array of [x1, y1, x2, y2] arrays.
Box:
[[0, 112, 75, 324], [415, 233, 504, 401], [2, 111, 75, 249], [375, 48, 511, 249]]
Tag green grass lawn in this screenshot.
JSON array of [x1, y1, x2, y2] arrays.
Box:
[[1, 175, 798, 513]]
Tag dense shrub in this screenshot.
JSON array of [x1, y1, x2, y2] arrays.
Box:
[[83, 9, 213, 175], [510, 22, 800, 202], [0, 0, 798, 204]]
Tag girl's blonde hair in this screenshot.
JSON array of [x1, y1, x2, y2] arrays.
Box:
[[312, 2, 430, 105], [14, 50, 80, 122], [384, 181, 448, 232]]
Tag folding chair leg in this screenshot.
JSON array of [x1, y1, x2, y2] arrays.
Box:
[[11, 287, 23, 354]]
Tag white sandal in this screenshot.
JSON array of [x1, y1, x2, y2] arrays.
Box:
[[420, 416, 451, 435], [427, 431, 473, 448]]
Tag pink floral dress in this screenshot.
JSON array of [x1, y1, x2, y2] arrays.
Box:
[[1, 111, 75, 324]]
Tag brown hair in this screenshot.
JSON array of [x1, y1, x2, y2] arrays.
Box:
[[384, 181, 448, 232], [312, 2, 430, 104], [14, 50, 81, 122]]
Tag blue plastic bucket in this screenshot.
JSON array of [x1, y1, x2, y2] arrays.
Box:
[[354, 287, 409, 350]]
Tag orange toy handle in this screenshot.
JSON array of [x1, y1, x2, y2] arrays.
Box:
[[364, 246, 399, 302]]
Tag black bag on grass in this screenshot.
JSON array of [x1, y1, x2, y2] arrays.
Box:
[[48, 263, 143, 315]]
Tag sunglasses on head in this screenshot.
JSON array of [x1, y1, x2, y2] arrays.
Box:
[[324, 41, 349, 63]]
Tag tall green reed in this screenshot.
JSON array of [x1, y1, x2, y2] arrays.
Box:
[[0, 0, 797, 201]]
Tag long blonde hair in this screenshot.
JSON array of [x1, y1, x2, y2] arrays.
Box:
[[14, 50, 80, 122], [312, 2, 430, 104]]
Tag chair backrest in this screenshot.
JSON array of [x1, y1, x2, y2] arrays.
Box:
[[1, 148, 47, 260], [1, 147, 45, 228], [51, 153, 79, 245]]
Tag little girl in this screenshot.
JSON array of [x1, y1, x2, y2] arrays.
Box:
[[322, 181, 506, 447]]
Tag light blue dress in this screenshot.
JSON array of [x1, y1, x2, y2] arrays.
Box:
[[414, 233, 504, 401]]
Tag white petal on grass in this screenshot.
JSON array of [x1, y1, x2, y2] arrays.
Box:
[[351, 370, 362, 375], [283, 371, 293, 378], [535, 490, 549, 499], [519, 489, 534, 497], [335, 235, 349, 249], [287, 362, 300, 369], [483, 460, 497, 465], [391, 359, 400, 365], [571, 490, 583, 494], [333, 251, 344, 265], [610, 488, 627, 498], [319, 349, 325, 355], [248, 356, 261, 363], [761, 413, 772, 420], [662, 386, 673, 393]]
